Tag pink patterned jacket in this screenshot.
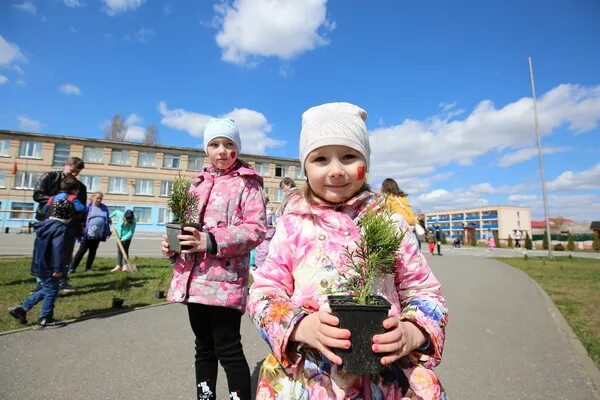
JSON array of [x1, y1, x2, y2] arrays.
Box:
[[167, 161, 266, 312], [248, 191, 448, 399]]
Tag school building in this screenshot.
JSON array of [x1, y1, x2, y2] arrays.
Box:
[[0, 130, 305, 233], [424, 205, 532, 242]]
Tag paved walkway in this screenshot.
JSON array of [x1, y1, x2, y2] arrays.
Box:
[[1, 255, 599, 399]]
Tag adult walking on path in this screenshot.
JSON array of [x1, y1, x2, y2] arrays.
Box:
[[33, 157, 87, 293], [1, 256, 598, 399], [69, 192, 111, 273]]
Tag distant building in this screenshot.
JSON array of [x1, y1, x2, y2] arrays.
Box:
[[424, 205, 531, 242], [0, 130, 305, 232]]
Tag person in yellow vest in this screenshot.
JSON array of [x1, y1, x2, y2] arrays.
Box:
[[381, 177, 419, 227]]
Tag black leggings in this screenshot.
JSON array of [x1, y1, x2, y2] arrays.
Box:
[[187, 303, 251, 400], [70, 239, 101, 272], [116, 239, 131, 266]]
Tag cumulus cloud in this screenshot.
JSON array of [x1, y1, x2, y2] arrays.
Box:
[[497, 146, 570, 167], [508, 194, 538, 202], [158, 102, 284, 155], [18, 115, 42, 131], [0, 75, 7, 85], [506, 193, 600, 221], [14, 1, 36, 14], [546, 163, 600, 192], [368, 84, 600, 182], [123, 113, 146, 141], [102, 0, 145, 16], [214, 0, 334, 65], [63, 0, 84, 7], [0, 36, 27, 66], [58, 83, 82, 95]]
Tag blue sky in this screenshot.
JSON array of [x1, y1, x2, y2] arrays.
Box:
[[1, 0, 599, 220]]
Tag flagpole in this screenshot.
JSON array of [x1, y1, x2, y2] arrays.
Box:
[[528, 57, 553, 259]]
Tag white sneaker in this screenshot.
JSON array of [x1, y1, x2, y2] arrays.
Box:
[[111, 265, 122, 272]]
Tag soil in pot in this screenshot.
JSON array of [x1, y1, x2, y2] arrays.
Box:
[[112, 298, 125, 308], [328, 295, 391, 375], [165, 222, 202, 253]]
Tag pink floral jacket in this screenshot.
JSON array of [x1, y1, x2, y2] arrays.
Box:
[[167, 161, 266, 312], [247, 191, 448, 399]]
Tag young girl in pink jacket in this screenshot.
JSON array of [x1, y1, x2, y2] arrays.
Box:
[[248, 102, 448, 399], [161, 118, 266, 400]]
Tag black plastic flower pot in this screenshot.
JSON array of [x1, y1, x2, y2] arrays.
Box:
[[111, 297, 125, 308], [328, 295, 391, 375], [154, 290, 165, 299], [165, 222, 202, 253]]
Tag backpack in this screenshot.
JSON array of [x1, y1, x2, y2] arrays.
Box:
[[39, 194, 78, 220]]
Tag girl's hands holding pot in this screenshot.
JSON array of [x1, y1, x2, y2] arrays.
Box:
[[290, 305, 350, 366], [161, 233, 174, 257], [372, 317, 427, 365], [179, 226, 207, 254]]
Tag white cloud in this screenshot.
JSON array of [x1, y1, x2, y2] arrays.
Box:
[[58, 83, 82, 95], [214, 0, 334, 65], [14, 1, 36, 14], [18, 116, 42, 131], [506, 193, 600, 221], [0, 36, 27, 66], [546, 163, 600, 192], [0, 75, 7, 85], [368, 84, 600, 182], [508, 194, 538, 202], [124, 27, 155, 43], [497, 146, 570, 167], [16, 78, 26, 85], [125, 113, 142, 126], [102, 0, 145, 16], [414, 188, 489, 212], [158, 102, 284, 155], [63, 0, 84, 7]]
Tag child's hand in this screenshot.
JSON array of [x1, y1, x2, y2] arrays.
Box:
[[372, 317, 427, 365], [290, 306, 351, 365], [161, 233, 175, 257], [179, 227, 207, 254]]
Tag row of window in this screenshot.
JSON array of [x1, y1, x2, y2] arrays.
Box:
[[5, 201, 173, 224], [1, 139, 304, 179]]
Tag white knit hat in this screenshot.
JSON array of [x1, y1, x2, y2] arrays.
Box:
[[299, 102, 370, 171], [203, 118, 242, 153]]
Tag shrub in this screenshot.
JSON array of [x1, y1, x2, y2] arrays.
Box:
[[554, 243, 565, 251], [593, 232, 600, 252], [525, 232, 533, 250], [470, 235, 477, 246], [542, 230, 549, 250], [440, 232, 447, 245], [567, 234, 576, 251], [507, 235, 514, 248]]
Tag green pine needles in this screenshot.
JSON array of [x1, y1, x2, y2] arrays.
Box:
[[167, 174, 191, 223], [343, 209, 405, 305]]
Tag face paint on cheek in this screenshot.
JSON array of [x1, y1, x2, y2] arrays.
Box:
[[357, 166, 365, 180], [231, 151, 236, 159]]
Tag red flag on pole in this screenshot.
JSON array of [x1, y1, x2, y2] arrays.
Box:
[[10, 162, 18, 175]]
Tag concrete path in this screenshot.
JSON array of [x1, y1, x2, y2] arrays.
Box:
[[1, 255, 599, 399]]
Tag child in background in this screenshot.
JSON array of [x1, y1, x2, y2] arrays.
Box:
[[110, 209, 136, 272], [426, 227, 437, 255], [248, 102, 448, 399], [8, 200, 75, 329], [161, 118, 266, 400]]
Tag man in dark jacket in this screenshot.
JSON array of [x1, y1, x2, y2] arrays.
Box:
[[32, 157, 86, 293], [8, 199, 75, 329]]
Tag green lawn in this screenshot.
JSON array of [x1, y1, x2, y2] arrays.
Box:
[[0, 257, 173, 332], [499, 256, 600, 367]]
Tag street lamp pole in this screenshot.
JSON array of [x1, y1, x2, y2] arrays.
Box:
[[528, 57, 553, 259]]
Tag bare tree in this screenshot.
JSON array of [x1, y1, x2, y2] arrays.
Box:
[[104, 114, 128, 141], [144, 124, 158, 145]]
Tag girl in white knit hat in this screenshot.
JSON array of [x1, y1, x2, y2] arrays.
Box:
[[248, 102, 448, 399]]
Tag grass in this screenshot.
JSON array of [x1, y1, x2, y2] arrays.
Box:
[[0, 257, 173, 332], [498, 256, 600, 368]]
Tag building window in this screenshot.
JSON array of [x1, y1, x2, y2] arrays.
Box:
[[160, 180, 173, 197], [274, 188, 284, 202], [137, 152, 156, 167], [255, 163, 269, 176], [135, 179, 154, 195], [14, 171, 39, 189], [163, 153, 181, 169], [0, 171, 5, 187], [109, 205, 127, 221], [83, 147, 104, 163], [187, 155, 203, 171], [52, 143, 70, 167], [133, 207, 151, 223], [158, 208, 173, 224], [108, 177, 128, 194], [110, 149, 131, 165], [274, 164, 287, 178], [18, 141, 42, 158], [79, 175, 100, 192], [295, 166, 304, 179], [0, 139, 10, 156], [10, 202, 35, 219]]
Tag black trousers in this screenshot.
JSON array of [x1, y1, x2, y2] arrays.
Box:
[[70, 239, 101, 272], [187, 303, 251, 400], [116, 239, 131, 266]]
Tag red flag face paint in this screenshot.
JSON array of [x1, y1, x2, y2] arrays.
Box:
[[357, 166, 365, 180]]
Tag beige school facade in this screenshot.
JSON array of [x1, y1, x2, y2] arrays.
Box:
[[0, 130, 305, 233]]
